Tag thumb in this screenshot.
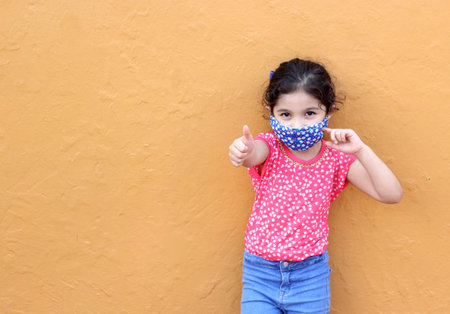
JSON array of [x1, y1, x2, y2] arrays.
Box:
[[243, 125, 254, 142]]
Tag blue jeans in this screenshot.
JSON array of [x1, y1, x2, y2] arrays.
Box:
[[241, 250, 331, 314]]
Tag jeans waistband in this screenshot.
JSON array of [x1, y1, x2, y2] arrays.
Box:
[[243, 249, 329, 270]]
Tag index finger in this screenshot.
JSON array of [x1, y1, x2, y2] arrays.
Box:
[[234, 137, 248, 152]]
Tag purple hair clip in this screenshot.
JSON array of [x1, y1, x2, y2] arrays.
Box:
[[270, 71, 274, 80]]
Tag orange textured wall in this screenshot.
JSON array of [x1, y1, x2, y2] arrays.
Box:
[[1, 1, 449, 313]]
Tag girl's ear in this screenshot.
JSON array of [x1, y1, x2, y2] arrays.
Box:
[[265, 106, 271, 113], [328, 104, 337, 117]]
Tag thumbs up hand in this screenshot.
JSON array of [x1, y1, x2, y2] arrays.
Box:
[[229, 125, 255, 167]]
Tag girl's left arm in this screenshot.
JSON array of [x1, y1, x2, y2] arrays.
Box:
[[324, 128, 403, 204]]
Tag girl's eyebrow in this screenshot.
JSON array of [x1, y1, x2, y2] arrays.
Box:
[[276, 106, 320, 112], [304, 106, 321, 111]]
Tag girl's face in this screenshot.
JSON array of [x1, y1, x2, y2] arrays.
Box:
[[271, 90, 329, 128]]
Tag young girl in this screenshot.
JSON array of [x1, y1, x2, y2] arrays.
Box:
[[229, 58, 402, 313]]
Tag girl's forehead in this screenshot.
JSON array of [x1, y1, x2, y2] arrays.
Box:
[[276, 90, 322, 109]]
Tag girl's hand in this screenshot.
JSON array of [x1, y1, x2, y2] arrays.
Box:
[[229, 125, 255, 167], [324, 127, 403, 204], [323, 127, 365, 156]]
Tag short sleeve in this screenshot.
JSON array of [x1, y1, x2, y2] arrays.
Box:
[[248, 132, 277, 193], [330, 150, 357, 202], [254, 132, 276, 155]]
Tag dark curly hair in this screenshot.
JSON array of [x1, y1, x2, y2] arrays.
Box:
[[263, 58, 342, 116]]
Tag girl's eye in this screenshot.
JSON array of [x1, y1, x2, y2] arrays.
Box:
[[305, 111, 316, 117], [280, 113, 290, 118]]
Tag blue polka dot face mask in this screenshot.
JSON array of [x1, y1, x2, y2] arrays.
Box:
[[270, 115, 329, 151]]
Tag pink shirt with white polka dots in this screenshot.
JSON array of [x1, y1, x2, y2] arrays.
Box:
[[245, 132, 356, 262]]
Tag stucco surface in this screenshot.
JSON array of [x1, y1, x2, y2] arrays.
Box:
[[1, 1, 449, 313]]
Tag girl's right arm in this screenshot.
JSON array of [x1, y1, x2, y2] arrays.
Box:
[[229, 125, 269, 167]]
